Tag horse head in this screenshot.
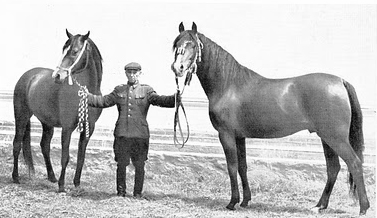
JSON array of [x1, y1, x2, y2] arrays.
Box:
[[52, 29, 90, 85], [171, 22, 203, 80]]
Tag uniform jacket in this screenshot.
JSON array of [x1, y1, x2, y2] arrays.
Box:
[[88, 82, 175, 138]]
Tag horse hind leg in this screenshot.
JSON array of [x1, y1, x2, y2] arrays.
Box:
[[40, 123, 57, 183], [312, 139, 340, 213], [12, 114, 33, 183], [236, 137, 251, 207], [319, 135, 369, 215]]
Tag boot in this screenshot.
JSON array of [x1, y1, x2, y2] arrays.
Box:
[[133, 161, 145, 197], [116, 162, 127, 197]]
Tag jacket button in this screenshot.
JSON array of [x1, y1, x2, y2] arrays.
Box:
[[128, 115, 131, 117]]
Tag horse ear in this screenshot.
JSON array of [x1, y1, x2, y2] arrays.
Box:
[[192, 22, 197, 32], [83, 31, 90, 41], [179, 22, 185, 33], [66, 29, 73, 38]]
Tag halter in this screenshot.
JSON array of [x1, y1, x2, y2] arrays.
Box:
[[174, 33, 203, 147], [175, 33, 203, 91], [52, 40, 88, 85]]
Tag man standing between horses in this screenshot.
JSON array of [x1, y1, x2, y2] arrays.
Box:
[[87, 62, 177, 198]]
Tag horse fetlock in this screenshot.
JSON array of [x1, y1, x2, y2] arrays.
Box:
[[73, 180, 80, 188], [359, 200, 370, 216], [48, 175, 58, 183], [12, 175, 20, 184], [58, 187, 65, 193]]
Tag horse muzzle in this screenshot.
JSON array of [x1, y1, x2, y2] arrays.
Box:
[[52, 69, 72, 85], [172, 61, 193, 78]]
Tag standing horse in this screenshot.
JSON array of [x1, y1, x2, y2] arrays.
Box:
[[171, 22, 369, 215], [12, 30, 103, 192]]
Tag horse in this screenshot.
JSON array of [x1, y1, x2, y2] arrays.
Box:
[[171, 22, 369, 215], [12, 29, 103, 192]]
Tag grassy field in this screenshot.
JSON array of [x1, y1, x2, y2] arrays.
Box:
[[0, 143, 375, 218]]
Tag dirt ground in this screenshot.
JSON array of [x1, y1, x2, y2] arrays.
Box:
[[0, 142, 375, 218]]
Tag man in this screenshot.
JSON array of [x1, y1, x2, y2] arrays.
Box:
[[87, 62, 177, 198]]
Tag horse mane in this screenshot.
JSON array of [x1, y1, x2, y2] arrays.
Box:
[[173, 31, 260, 91], [199, 34, 258, 88], [87, 38, 103, 84]]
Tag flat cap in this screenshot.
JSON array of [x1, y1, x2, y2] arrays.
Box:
[[124, 62, 142, 71]]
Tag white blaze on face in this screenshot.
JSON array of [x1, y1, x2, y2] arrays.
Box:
[[173, 41, 195, 77], [52, 45, 71, 78]]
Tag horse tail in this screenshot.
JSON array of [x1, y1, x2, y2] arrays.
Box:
[[22, 120, 35, 175], [343, 79, 364, 198]]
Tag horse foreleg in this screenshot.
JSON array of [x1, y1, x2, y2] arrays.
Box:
[[236, 137, 251, 207], [73, 124, 95, 188], [312, 140, 340, 213], [58, 129, 73, 192], [41, 123, 57, 183], [219, 131, 239, 210]]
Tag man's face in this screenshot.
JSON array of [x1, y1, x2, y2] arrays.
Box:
[[126, 69, 141, 84]]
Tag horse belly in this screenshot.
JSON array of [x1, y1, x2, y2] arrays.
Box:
[[238, 108, 310, 138], [237, 91, 311, 138]]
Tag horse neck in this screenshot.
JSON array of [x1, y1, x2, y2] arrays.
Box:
[[196, 34, 262, 99], [75, 53, 102, 95]]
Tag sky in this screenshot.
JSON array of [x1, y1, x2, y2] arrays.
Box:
[[2, 2, 376, 108]]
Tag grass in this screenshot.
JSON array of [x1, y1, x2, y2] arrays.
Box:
[[0, 144, 375, 218]]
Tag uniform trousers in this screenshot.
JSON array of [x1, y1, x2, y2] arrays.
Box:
[[113, 137, 149, 196]]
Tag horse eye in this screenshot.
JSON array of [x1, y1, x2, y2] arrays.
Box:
[[71, 49, 79, 55]]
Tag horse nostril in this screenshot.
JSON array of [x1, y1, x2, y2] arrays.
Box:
[[180, 64, 184, 70]]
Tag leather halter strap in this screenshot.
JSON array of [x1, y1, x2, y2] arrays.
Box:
[[52, 40, 88, 85]]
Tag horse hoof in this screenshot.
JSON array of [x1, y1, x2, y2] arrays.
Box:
[[58, 188, 66, 193], [359, 210, 367, 216], [12, 179, 20, 184], [226, 203, 236, 210], [310, 207, 323, 214], [240, 201, 249, 208]]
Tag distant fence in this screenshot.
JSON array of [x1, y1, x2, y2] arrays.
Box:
[[0, 91, 375, 166]]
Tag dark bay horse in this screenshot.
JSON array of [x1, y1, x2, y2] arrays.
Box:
[[171, 22, 369, 215], [13, 30, 103, 192]]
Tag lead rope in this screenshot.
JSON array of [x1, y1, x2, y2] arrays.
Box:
[[174, 77, 190, 148], [75, 79, 90, 138], [173, 33, 203, 148]]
